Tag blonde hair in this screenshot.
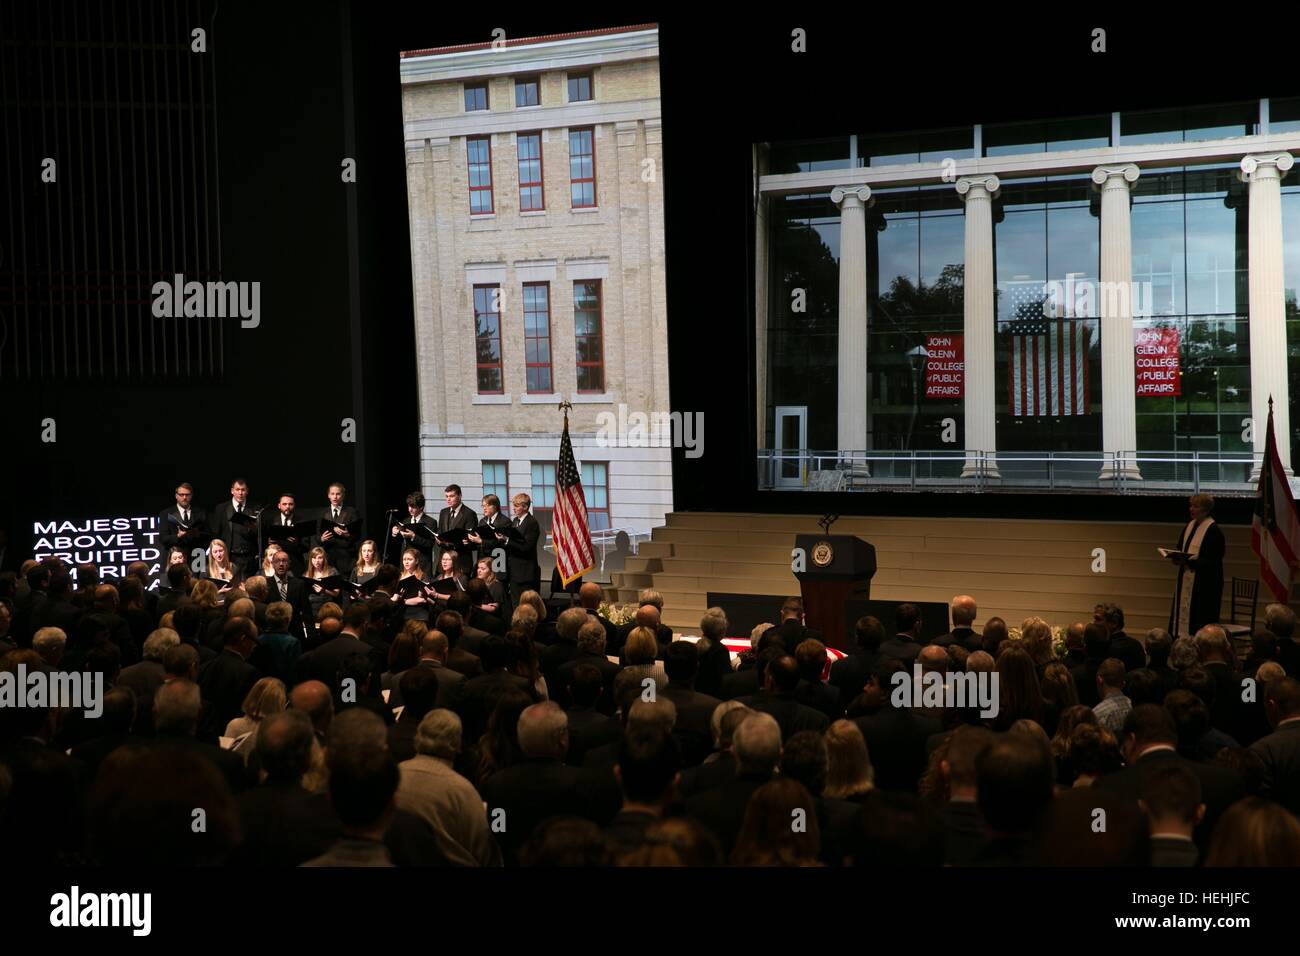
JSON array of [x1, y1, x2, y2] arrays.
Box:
[[519, 589, 547, 622], [190, 579, 219, 610], [824, 720, 875, 799], [625, 626, 658, 665], [1021, 617, 1054, 664], [316, 602, 344, 623], [511, 604, 539, 637], [241, 677, 287, 721], [207, 539, 235, 579]]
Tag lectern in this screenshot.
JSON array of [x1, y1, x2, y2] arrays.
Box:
[[793, 534, 877, 652]]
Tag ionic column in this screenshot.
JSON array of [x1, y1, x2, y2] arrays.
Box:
[[956, 175, 1000, 479], [1093, 163, 1142, 481], [1241, 152, 1295, 477], [831, 185, 872, 460]]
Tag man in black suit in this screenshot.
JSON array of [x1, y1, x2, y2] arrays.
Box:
[[720, 637, 784, 702], [388, 667, 441, 763], [737, 654, 829, 742], [931, 595, 980, 652], [793, 638, 841, 720], [555, 619, 621, 717], [149, 677, 248, 793], [1194, 624, 1244, 738], [1265, 603, 1300, 678], [317, 481, 362, 573], [504, 493, 541, 607], [576, 581, 619, 648], [854, 660, 942, 793], [1102, 603, 1146, 672], [210, 477, 260, 577], [1071, 622, 1111, 708], [878, 603, 924, 664], [540, 607, 589, 701], [262, 492, 308, 576], [661, 640, 722, 746], [158, 482, 210, 554], [453, 634, 539, 744], [390, 490, 438, 569], [1250, 676, 1300, 815], [973, 734, 1054, 866], [30, 570, 81, 637], [293, 602, 382, 693], [233, 710, 340, 865], [197, 617, 261, 739], [938, 725, 994, 865], [264, 549, 313, 642], [1140, 763, 1203, 867], [678, 701, 748, 798], [563, 662, 621, 765], [684, 710, 781, 855], [409, 628, 466, 710], [478, 701, 621, 864], [830, 615, 884, 706], [774, 596, 822, 655], [1096, 704, 1245, 848], [435, 484, 478, 572]]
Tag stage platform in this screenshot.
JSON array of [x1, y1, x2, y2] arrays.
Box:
[[606, 511, 1266, 640]]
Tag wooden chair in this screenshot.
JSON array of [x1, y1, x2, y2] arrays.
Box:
[[1222, 577, 1259, 663]]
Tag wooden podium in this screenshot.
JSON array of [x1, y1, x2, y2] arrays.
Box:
[[793, 534, 877, 652]]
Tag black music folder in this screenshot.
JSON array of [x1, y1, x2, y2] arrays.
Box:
[[267, 522, 314, 544]]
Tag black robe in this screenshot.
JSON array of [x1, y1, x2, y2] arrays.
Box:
[[1170, 519, 1226, 636]]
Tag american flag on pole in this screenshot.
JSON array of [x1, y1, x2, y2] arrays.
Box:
[[1251, 399, 1300, 601], [1005, 280, 1091, 417], [554, 411, 595, 586]]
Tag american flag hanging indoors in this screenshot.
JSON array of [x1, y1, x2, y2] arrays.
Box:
[[553, 411, 596, 586], [1005, 281, 1091, 417]]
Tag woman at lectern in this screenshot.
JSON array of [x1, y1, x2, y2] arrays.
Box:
[[1168, 493, 1225, 638]]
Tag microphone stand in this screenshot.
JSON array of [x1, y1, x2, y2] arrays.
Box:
[[384, 508, 400, 566], [253, 508, 265, 580]]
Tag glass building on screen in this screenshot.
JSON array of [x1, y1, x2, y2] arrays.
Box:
[[755, 99, 1300, 492]]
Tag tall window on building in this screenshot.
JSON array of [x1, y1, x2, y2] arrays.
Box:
[[574, 280, 605, 392], [464, 82, 488, 112], [515, 76, 539, 107], [993, 177, 1102, 464], [517, 133, 544, 211], [523, 282, 553, 393], [1132, 166, 1250, 482], [567, 71, 592, 102], [482, 461, 509, 504], [530, 463, 557, 529], [467, 136, 494, 214], [581, 462, 609, 530], [474, 284, 503, 393], [569, 127, 596, 208]]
